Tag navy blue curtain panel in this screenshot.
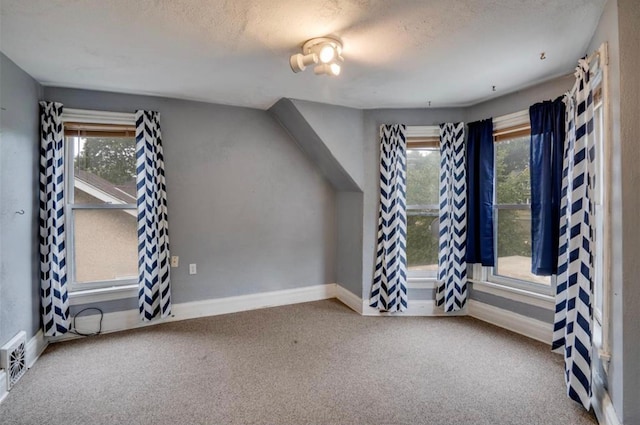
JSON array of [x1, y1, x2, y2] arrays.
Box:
[[529, 97, 566, 276], [466, 119, 494, 266]]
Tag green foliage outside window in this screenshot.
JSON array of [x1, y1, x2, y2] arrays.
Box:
[[494, 136, 531, 258], [75, 137, 136, 186], [405, 135, 532, 270], [406, 149, 440, 269]]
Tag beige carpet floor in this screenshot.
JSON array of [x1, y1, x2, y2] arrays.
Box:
[[0, 299, 597, 425]]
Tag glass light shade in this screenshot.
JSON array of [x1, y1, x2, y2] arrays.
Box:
[[319, 45, 335, 63]]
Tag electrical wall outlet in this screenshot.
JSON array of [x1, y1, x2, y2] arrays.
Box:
[[189, 263, 197, 275], [170, 256, 179, 268]]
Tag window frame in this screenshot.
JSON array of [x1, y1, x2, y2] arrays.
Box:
[[62, 109, 139, 298], [593, 98, 604, 326], [587, 42, 611, 369], [488, 127, 555, 296], [405, 126, 440, 285]]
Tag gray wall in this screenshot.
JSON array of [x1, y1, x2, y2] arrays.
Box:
[[336, 192, 363, 296], [615, 0, 640, 422], [44, 87, 337, 312], [0, 53, 43, 344], [468, 288, 553, 323], [268, 99, 365, 299], [42, 73, 592, 315], [466, 75, 575, 123]]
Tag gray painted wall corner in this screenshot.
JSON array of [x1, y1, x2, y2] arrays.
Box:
[[269, 98, 367, 299], [0, 52, 43, 344], [336, 192, 363, 298]]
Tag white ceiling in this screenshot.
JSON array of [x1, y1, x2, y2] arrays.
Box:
[[0, 0, 606, 110]]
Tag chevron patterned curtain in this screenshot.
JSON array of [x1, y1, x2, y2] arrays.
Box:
[[370, 124, 408, 312], [552, 59, 594, 410], [39, 101, 71, 337], [136, 110, 172, 321], [436, 123, 467, 312]]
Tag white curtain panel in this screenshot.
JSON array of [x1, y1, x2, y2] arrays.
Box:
[[39, 101, 71, 336], [552, 59, 595, 410], [370, 124, 408, 312], [136, 110, 172, 321], [436, 123, 467, 312]]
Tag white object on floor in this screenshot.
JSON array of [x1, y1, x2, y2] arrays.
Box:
[[0, 331, 27, 390]]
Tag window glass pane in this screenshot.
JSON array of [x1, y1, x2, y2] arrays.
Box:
[[71, 136, 137, 205], [594, 105, 604, 204], [74, 209, 138, 283], [406, 148, 440, 206], [406, 209, 439, 272], [495, 136, 530, 205], [495, 209, 550, 285], [594, 205, 604, 315], [593, 104, 605, 317]]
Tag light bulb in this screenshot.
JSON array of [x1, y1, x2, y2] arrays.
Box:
[[329, 63, 341, 76], [319, 45, 335, 63]]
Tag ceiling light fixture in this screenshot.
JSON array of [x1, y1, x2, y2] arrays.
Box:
[[290, 37, 343, 76]]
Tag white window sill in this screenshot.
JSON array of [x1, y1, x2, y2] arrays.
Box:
[[69, 284, 137, 305], [470, 279, 555, 310], [407, 277, 437, 289]]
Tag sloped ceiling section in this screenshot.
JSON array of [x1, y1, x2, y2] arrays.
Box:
[[289, 99, 365, 188], [269, 98, 362, 192], [0, 0, 606, 109]]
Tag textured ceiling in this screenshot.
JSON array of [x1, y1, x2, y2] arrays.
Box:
[[0, 0, 606, 109]]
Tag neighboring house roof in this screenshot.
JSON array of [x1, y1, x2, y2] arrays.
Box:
[[75, 169, 136, 205]]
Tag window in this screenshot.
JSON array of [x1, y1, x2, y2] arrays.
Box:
[[593, 88, 605, 325], [65, 121, 138, 292], [589, 49, 609, 364], [490, 133, 552, 289], [406, 140, 440, 279]]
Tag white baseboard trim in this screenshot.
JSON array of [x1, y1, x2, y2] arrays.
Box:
[[25, 330, 47, 369], [171, 283, 336, 321], [467, 300, 552, 345], [52, 283, 339, 342], [361, 299, 466, 316], [593, 390, 621, 425], [0, 370, 7, 404], [335, 285, 363, 314], [593, 372, 622, 425]]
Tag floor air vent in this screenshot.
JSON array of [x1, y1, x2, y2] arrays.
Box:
[[1, 331, 27, 390]]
